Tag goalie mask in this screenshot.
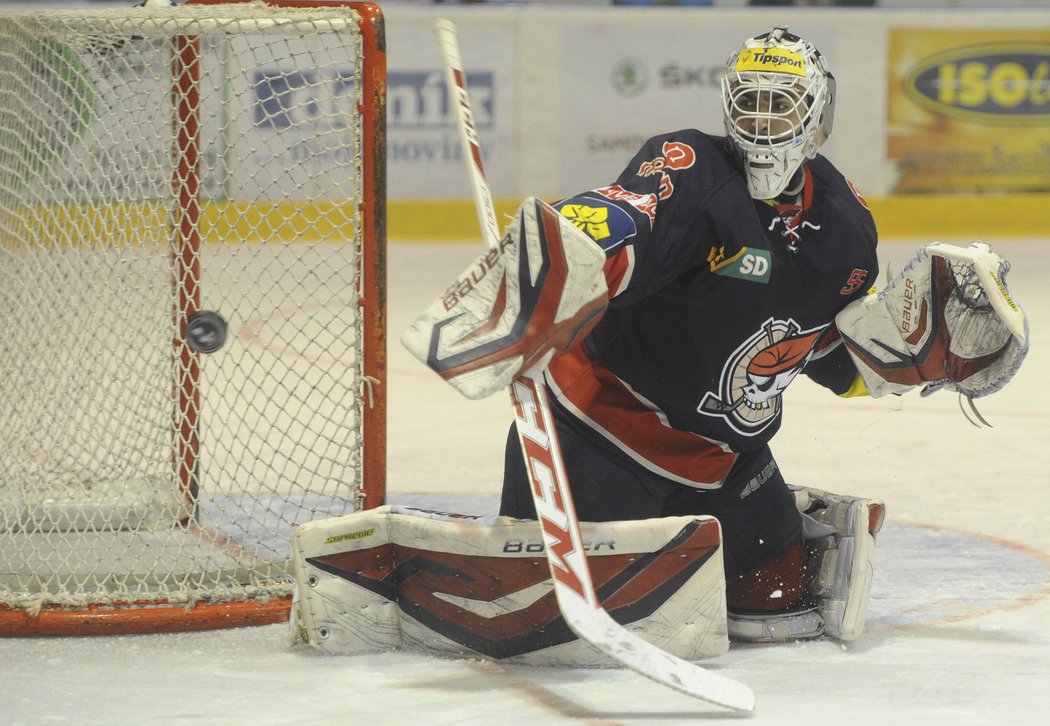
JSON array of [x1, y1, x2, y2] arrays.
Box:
[[721, 26, 836, 200]]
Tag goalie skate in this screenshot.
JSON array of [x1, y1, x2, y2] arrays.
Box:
[[796, 485, 885, 642], [728, 486, 885, 643], [727, 606, 824, 642]]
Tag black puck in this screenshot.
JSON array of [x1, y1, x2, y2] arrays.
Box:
[[185, 310, 228, 354]]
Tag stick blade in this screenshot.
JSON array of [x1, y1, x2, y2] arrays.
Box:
[[563, 600, 756, 713], [514, 370, 755, 714]]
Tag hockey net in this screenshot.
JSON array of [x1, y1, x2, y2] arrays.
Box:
[[0, 1, 386, 634]]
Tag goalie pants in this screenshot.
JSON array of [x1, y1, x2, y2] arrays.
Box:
[[500, 394, 807, 609]]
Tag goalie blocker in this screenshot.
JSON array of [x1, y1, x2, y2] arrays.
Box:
[[289, 506, 730, 665], [401, 197, 609, 400]]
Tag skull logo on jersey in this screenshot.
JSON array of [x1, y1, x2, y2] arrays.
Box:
[[698, 318, 827, 435]]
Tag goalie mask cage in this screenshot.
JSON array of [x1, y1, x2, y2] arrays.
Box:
[[0, 0, 386, 635]]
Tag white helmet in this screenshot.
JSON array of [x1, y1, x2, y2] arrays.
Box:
[[721, 26, 836, 200]]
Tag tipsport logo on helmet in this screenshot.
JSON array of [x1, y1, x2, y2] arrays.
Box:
[[735, 48, 806, 77]]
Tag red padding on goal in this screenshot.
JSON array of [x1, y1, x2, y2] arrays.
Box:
[[0, 597, 291, 637]]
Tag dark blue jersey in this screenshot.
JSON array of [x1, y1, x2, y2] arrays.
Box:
[[544, 130, 877, 489]]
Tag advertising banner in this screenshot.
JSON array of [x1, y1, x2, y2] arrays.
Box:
[[888, 28, 1050, 193], [557, 22, 732, 193], [385, 18, 515, 199]]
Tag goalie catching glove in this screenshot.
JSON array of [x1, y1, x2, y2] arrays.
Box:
[[402, 197, 609, 399], [835, 241, 1028, 399]]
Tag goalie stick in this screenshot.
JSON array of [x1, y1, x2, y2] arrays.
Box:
[[432, 18, 755, 714]]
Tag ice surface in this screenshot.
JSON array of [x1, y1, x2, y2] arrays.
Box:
[[2, 239, 1048, 725]]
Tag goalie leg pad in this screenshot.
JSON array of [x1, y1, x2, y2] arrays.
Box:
[[726, 486, 884, 643], [288, 508, 400, 653], [796, 485, 885, 642], [401, 197, 609, 400], [290, 505, 729, 664]]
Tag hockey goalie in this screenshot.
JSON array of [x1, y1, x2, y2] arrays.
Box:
[[290, 25, 1029, 662]]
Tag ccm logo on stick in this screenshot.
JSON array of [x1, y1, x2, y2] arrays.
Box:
[[512, 377, 591, 601]]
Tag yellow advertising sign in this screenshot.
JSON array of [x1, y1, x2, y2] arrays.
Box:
[[888, 28, 1050, 193]]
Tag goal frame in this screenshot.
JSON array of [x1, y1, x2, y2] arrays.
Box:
[[174, 0, 387, 517], [0, 0, 387, 636]]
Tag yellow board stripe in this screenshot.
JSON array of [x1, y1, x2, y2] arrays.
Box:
[[6, 195, 1044, 246], [0, 200, 358, 247], [388, 195, 1050, 242]]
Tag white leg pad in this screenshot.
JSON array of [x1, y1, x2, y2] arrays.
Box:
[[796, 485, 885, 641], [289, 505, 729, 665], [727, 486, 885, 644]]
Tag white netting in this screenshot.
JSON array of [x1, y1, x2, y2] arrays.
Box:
[[0, 2, 384, 623]]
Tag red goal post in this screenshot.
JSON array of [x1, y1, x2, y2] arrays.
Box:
[[0, 1, 386, 634]]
